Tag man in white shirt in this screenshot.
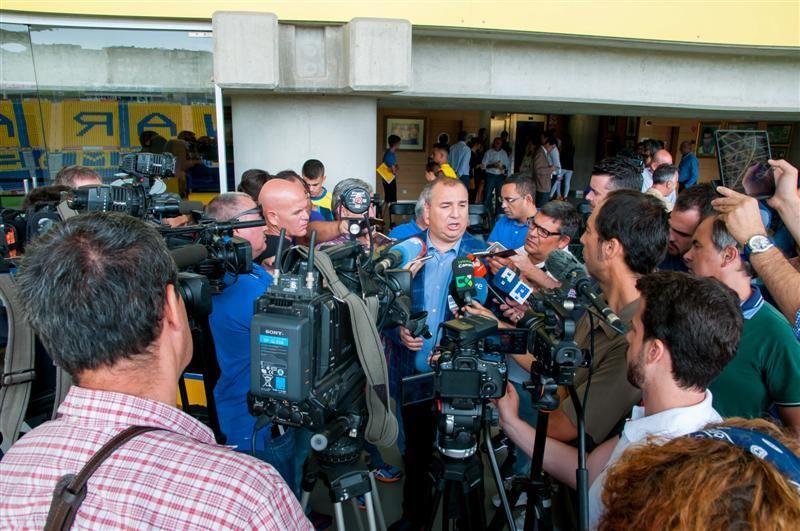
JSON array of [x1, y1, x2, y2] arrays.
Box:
[[494, 271, 743, 529], [481, 137, 511, 213]]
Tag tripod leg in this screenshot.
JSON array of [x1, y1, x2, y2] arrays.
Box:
[[351, 498, 366, 531], [364, 492, 378, 531], [334, 501, 346, 531], [427, 485, 444, 531], [368, 471, 387, 531], [484, 426, 516, 531]]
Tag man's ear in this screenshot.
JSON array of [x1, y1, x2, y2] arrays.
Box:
[[647, 337, 667, 365], [423, 203, 431, 226], [557, 236, 571, 250], [265, 209, 280, 228], [721, 245, 739, 268], [163, 283, 182, 330]]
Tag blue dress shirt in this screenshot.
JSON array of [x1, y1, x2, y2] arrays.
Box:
[[488, 215, 528, 250]]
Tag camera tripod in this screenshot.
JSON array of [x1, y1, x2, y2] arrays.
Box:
[[424, 402, 516, 531], [299, 436, 387, 531]]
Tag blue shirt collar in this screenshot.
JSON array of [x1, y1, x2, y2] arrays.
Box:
[[741, 284, 764, 320]]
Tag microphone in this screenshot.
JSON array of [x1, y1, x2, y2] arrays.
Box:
[[179, 200, 204, 214], [450, 257, 477, 307], [374, 236, 426, 273], [467, 253, 488, 278], [545, 249, 627, 335], [170, 244, 208, 269], [492, 266, 533, 305], [473, 277, 489, 305]]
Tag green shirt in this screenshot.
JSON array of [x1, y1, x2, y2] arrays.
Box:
[[710, 301, 800, 418]]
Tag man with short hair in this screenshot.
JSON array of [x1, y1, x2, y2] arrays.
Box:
[[641, 148, 672, 194], [585, 157, 644, 210], [658, 183, 717, 272], [388, 192, 428, 240], [386, 177, 487, 530], [433, 142, 457, 179], [448, 131, 472, 190], [678, 140, 699, 189], [481, 137, 511, 213], [259, 178, 310, 239], [301, 158, 333, 221], [495, 271, 743, 528], [684, 215, 800, 431], [488, 174, 538, 250], [382, 134, 401, 205], [53, 165, 102, 188], [0, 213, 309, 529], [646, 163, 679, 211], [533, 138, 556, 207]]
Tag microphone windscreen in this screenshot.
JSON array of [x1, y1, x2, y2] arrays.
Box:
[[544, 249, 585, 283], [170, 244, 208, 269], [179, 200, 205, 214], [393, 236, 427, 266], [473, 277, 489, 305]]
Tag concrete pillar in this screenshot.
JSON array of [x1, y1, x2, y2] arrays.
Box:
[[231, 95, 377, 192], [568, 115, 599, 194]]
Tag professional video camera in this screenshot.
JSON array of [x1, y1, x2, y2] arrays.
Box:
[[248, 185, 428, 458]]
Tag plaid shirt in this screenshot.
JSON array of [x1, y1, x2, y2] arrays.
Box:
[[0, 387, 312, 530], [385, 230, 487, 396]]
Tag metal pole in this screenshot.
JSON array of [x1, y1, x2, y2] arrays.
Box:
[[214, 84, 228, 193]]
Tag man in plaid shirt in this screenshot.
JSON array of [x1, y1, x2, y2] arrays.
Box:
[[0, 213, 311, 530]]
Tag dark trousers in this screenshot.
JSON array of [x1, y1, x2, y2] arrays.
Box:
[[535, 191, 550, 208], [400, 400, 436, 525], [483, 173, 505, 216], [383, 178, 397, 205]]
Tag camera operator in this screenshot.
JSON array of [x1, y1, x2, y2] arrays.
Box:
[[385, 177, 487, 531], [0, 213, 310, 529], [319, 178, 389, 249], [53, 165, 103, 188], [712, 158, 800, 340], [204, 193, 299, 487], [495, 271, 743, 528]]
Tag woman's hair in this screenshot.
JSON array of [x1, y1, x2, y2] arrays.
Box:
[[599, 417, 800, 531]]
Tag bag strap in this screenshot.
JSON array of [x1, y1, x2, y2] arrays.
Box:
[[44, 426, 162, 531], [0, 274, 36, 453]]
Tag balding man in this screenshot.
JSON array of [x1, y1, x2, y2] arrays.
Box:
[[54, 165, 102, 188], [259, 178, 310, 239], [642, 148, 673, 194]]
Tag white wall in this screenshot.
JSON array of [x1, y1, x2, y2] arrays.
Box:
[[231, 95, 377, 192]]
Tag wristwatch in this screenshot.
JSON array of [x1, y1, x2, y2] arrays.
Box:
[[745, 234, 774, 255]]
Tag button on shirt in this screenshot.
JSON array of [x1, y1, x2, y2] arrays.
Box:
[[489, 215, 528, 250], [588, 391, 722, 529], [0, 387, 311, 530], [417, 236, 462, 372]]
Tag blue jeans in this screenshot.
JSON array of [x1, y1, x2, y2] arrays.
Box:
[[511, 381, 539, 475], [252, 425, 297, 492], [483, 173, 505, 215]]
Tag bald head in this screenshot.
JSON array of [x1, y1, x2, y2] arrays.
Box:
[[651, 149, 673, 170], [259, 178, 309, 238]]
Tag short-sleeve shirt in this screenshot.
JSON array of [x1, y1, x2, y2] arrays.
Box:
[[383, 149, 397, 174], [561, 299, 642, 446], [710, 288, 800, 418], [489, 215, 528, 250], [310, 187, 334, 221]]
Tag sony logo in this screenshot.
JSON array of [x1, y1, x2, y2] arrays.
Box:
[[263, 329, 284, 336]]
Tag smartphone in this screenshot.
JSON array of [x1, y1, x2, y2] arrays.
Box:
[[483, 249, 518, 259]]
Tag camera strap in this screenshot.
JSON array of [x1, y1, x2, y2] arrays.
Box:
[[312, 251, 398, 447]]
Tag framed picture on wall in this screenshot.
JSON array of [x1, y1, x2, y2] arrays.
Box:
[[725, 122, 758, 131], [696, 123, 721, 157], [766, 123, 793, 146], [386, 117, 426, 151]]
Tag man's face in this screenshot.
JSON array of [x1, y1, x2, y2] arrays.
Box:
[[432, 149, 448, 165], [269, 182, 310, 238], [234, 201, 267, 258], [579, 208, 605, 278], [585, 174, 612, 210], [524, 214, 566, 264], [703, 133, 714, 148], [304, 177, 324, 198], [625, 302, 648, 389], [680, 143, 691, 156], [667, 208, 701, 257], [493, 139, 502, 151], [499, 183, 530, 221], [424, 182, 468, 245], [683, 216, 724, 279]]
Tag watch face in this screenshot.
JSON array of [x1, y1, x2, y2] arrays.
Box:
[[748, 235, 772, 252]]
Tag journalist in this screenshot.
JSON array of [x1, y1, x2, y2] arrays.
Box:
[[495, 271, 743, 528], [0, 212, 310, 529], [385, 177, 487, 531]]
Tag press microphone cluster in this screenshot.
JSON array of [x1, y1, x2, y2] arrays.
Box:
[[449, 257, 490, 308], [492, 266, 533, 305], [374, 236, 427, 273], [545, 249, 627, 335]]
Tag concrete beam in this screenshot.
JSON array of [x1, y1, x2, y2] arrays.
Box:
[[213, 11, 279, 89]]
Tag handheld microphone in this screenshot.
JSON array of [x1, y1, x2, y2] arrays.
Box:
[[467, 253, 488, 277], [374, 236, 426, 273], [170, 244, 208, 269], [473, 277, 489, 305], [545, 249, 627, 335], [492, 266, 533, 305], [449, 257, 478, 307]]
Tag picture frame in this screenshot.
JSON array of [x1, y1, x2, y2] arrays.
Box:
[[725, 122, 758, 131], [386, 117, 426, 151], [696, 122, 721, 157], [766, 123, 793, 146]]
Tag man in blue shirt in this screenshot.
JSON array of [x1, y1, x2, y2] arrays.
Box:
[[388, 194, 427, 240], [488, 174, 538, 250], [205, 193, 296, 487], [678, 140, 700, 189], [385, 177, 487, 530], [448, 131, 472, 191]]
